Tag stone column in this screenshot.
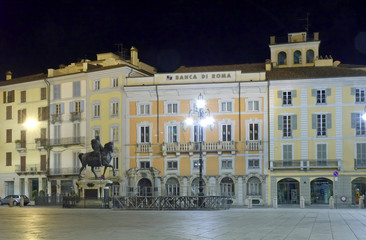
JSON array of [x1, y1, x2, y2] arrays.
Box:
[[237, 177, 243, 205]]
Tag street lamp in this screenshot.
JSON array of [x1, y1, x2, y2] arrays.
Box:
[[184, 93, 214, 205]]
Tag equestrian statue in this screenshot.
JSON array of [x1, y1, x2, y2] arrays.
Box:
[[79, 136, 116, 179]]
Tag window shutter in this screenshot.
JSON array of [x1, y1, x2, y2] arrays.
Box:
[[326, 88, 331, 96], [277, 90, 282, 98], [312, 114, 317, 129], [61, 103, 65, 114], [292, 115, 297, 130], [50, 104, 54, 115], [326, 113, 332, 129], [73, 81, 80, 97], [351, 113, 358, 128], [278, 115, 283, 130], [311, 89, 317, 97], [292, 90, 297, 98], [3, 92, 6, 103], [70, 102, 74, 113], [38, 108, 41, 121], [80, 100, 84, 112], [351, 88, 356, 95], [18, 110, 21, 123]]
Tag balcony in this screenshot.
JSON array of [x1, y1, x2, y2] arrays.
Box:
[[15, 164, 47, 174], [49, 167, 79, 176], [49, 136, 85, 147], [270, 159, 341, 171], [35, 138, 48, 149], [355, 159, 366, 169], [15, 140, 26, 151], [245, 140, 262, 151], [51, 114, 62, 124], [162, 141, 235, 155], [137, 143, 152, 153], [70, 112, 81, 121]]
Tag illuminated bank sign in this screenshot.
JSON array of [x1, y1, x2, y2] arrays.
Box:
[[166, 71, 236, 81]]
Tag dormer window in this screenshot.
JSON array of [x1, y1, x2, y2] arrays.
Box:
[[278, 52, 287, 65], [293, 50, 302, 64], [306, 50, 315, 63]]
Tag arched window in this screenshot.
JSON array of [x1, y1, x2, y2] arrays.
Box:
[[247, 177, 261, 196], [191, 177, 205, 196], [166, 177, 180, 196], [220, 177, 234, 197], [278, 51, 287, 65], [306, 50, 315, 63], [293, 50, 302, 64]]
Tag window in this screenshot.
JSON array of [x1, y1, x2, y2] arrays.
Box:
[[249, 123, 259, 140], [167, 161, 178, 170], [70, 101, 83, 113], [112, 157, 119, 170], [248, 159, 260, 169], [40, 155, 47, 171], [54, 152, 61, 174], [6, 129, 12, 143], [306, 50, 314, 63], [38, 106, 49, 121], [140, 126, 150, 143], [18, 109, 27, 124], [53, 125, 61, 144], [92, 128, 100, 139], [73, 81, 80, 97], [167, 125, 178, 143], [222, 124, 232, 141], [282, 91, 292, 105], [41, 87, 47, 100], [316, 143, 327, 166], [93, 80, 100, 90], [140, 161, 150, 169], [351, 113, 366, 136], [312, 89, 331, 104], [111, 126, 119, 142], [6, 106, 12, 120], [111, 101, 119, 117], [6, 152, 12, 166], [166, 178, 179, 196], [111, 78, 118, 88], [93, 102, 101, 118], [283, 144, 293, 166], [247, 177, 261, 196], [248, 100, 259, 111], [53, 84, 60, 100], [73, 152, 80, 173], [356, 143, 366, 166], [55, 104, 62, 115], [138, 103, 150, 115], [166, 103, 178, 114], [352, 88, 366, 103], [20, 91, 26, 103], [278, 115, 297, 138], [73, 122, 80, 138], [5, 90, 15, 103], [221, 159, 233, 169], [221, 101, 233, 112], [293, 50, 302, 64], [278, 51, 287, 65], [193, 160, 203, 169], [313, 114, 330, 137]]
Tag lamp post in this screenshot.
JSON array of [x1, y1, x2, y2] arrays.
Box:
[[185, 93, 214, 206]]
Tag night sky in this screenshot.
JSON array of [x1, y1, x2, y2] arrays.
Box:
[[0, 0, 366, 80]]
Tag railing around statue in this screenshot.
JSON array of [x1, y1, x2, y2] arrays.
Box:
[[112, 196, 232, 210]]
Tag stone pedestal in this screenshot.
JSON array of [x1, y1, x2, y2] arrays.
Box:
[[329, 196, 334, 209], [248, 197, 252, 209], [300, 196, 305, 209], [359, 195, 364, 209], [272, 197, 278, 208], [76, 179, 113, 198]]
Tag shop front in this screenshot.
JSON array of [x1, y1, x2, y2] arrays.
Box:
[[277, 178, 299, 204]]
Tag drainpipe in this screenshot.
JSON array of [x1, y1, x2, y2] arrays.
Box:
[[44, 78, 51, 195], [239, 82, 241, 141], [155, 85, 159, 143]]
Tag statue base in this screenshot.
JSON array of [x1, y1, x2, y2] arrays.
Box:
[[76, 179, 113, 199]]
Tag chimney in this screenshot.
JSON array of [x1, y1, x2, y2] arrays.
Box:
[[6, 71, 12, 80], [314, 32, 319, 41], [270, 36, 275, 45], [130, 46, 139, 66], [265, 59, 272, 71]]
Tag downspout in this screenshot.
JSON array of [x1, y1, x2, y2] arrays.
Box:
[[267, 79, 270, 171], [155, 85, 159, 143], [44, 78, 51, 194]]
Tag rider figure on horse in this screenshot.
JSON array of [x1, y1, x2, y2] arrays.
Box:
[[91, 136, 103, 166]]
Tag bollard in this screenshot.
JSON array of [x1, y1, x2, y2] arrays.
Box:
[[20, 196, 24, 207], [9, 196, 14, 207], [273, 197, 278, 208], [300, 196, 305, 209], [248, 197, 252, 209], [359, 195, 364, 209], [329, 196, 334, 209]]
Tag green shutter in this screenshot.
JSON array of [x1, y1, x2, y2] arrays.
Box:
[[312, 114, 317, 129], [326, 88, 331, 96], [351, 87, 356, 95], [292, 90, 297, 98], [311, 89, 317, 97], [327, 113, 332, 129], [278, 115, 283, 130], [292, 115, 297, 130], [277, 90, 282, 98]]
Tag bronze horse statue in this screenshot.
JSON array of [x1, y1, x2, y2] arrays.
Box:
[[79, 141, 116, 179]]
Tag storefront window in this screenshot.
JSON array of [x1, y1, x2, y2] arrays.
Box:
[[352, 177, 366, 204], [277, 178, 299, 204], [311, 178, 333, 204]]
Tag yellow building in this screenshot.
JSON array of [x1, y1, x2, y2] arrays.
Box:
[[124, 66, 269, 205], [267, 32, 366, 206]]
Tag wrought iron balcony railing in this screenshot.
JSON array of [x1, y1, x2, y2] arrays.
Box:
[[70, 112, 81, 121], [49, 136, 85, 146], [162, 141, 235, 155], [270, 159, 341, 171], [15, 164, 47, 174], [51, 114, 62, 124], [49, 167, 80, 176]]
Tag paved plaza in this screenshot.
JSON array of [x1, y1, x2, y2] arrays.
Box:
[[0, 206, 366, 240]]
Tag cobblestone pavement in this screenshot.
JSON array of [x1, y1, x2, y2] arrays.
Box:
[[1, 206, 366, 240]]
